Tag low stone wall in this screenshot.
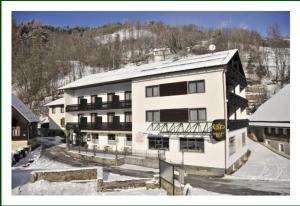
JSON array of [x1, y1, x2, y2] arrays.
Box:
[[30, 167, 97, 182], [68, 151, 125, 166], [227, 150, 251, 174], [97, 178, 156, 192], [160, 178, 183, 195], [125, 156, 159, 169]]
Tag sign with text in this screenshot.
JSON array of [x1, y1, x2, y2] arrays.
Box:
[[211, 119, 226, 141]]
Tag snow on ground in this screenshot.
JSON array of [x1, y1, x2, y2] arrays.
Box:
[[226, 138, 289, 181], [116, 164, 158, 173], [189, 187, 228, 196]]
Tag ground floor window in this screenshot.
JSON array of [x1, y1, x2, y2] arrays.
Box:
[[279, 143, 285, 152], [229, 136, 236, 156], [108, 134, 116, 145], [126, 134, 132, 146], [179, 138, 204, 153], [148, 136, 169, 150], [91, 134, 98, 144], [12, 126, 21, 137]]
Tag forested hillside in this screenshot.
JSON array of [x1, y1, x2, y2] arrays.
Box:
[[12, 18, 289, 116]]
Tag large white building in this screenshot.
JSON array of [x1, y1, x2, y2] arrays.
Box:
[[60, 49, 249, 174]]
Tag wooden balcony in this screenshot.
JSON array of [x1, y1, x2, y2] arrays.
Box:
[[66, 100, 131, 112]]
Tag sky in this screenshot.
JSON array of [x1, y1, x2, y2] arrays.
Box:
[[13, 11, 290, 37]]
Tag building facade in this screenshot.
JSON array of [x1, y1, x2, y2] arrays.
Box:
[[44, 98, 66, 137], [61, 49, 249, 174], [12, 94, 39, 151]]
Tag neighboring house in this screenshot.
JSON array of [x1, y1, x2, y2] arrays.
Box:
[[44, 98, 65, 137], [60, 49, 249, 175], [249, 84, 290, 157], [12, 94, 39, 152]]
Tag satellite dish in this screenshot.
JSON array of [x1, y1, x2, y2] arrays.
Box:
[[209, 44, 216, 53]]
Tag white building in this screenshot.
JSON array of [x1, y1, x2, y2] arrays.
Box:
[[44, 98, 65, 137], [60, 49, 249, 174]]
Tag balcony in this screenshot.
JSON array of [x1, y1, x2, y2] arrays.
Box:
[[227, 119, 249, 131], [66, 122, 132, 131], [227, 92, 248, 111], [66, 100, 131, 112]]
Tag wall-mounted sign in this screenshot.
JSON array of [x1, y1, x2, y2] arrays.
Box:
[[211, 119, 226, 141]]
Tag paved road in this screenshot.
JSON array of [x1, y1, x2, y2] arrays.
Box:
[[185, 175, 289, 195]]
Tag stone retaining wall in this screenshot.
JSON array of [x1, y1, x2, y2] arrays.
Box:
[[68, 151, 125, 166], [97, 178, 157, 192], [30, 167, 97, 182], [227, 150, 251, 174], [160, 178, 183, 195]]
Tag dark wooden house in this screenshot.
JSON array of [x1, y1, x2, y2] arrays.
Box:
[[12, 94, 39, 151]]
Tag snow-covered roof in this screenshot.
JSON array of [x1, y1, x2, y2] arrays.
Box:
[[250, 84, 290, 127], [45, 98, 64, 106], [60, 49, 238, 90], [12, 94, 39, 123]]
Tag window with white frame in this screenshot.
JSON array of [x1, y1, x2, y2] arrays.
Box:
[[188, 80, 205, 94], [229, 136, 236, 156], [180, 138, 204, 153], [189, 108, 206, 121], [148, 136, 169, 150], [108, 134, 116, 145], [146, 110, 160, 122], [279, 143, 284, 152], [146, 86, 159, 97], [52, 107, 56, 114]]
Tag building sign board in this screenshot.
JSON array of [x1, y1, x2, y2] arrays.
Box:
[[211, 119, 226, 141]]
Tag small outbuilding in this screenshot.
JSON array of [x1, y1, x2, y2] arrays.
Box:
[[249, 84, 290, 157]]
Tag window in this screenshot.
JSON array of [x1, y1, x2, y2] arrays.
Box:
[[279, 143, 284, 152], [108, 134, 116, 145], [159, 81, 187, 96], [92, 134, 99, 144], [125, 112, 132, 123], [125, 91, 132, 101], [107, 113, 115, 123], [52, 107, 56, 114], [107, 93, 114, 102], [148, 136, 169, 150], [61, 106, 64, 113], [60, 118, 65, 127], [188, 80, 205, 93], [242, 132, 246, 147], [12, 126, 20, 136], [126, 134, 132, 146], [146, 86, 159, 97], [146, 111, 160, 122], [180, 138, 204, 152], [229, 136, 236, 156], [78, 96, 84, 104], [283, 128, 287, 135], [189, 108, 206, 121]]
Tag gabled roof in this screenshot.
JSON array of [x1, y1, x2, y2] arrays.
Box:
[[45, 98, 64, 106], [250, 84, 290, 127], [60, 49, 238, 90], [12, 94, 39, 123]]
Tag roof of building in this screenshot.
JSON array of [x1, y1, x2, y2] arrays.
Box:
[[44, 98, 64, 106], [60, 49, 238, 90], [12, 93, 39, 123], [250, 84, 290, 127]]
